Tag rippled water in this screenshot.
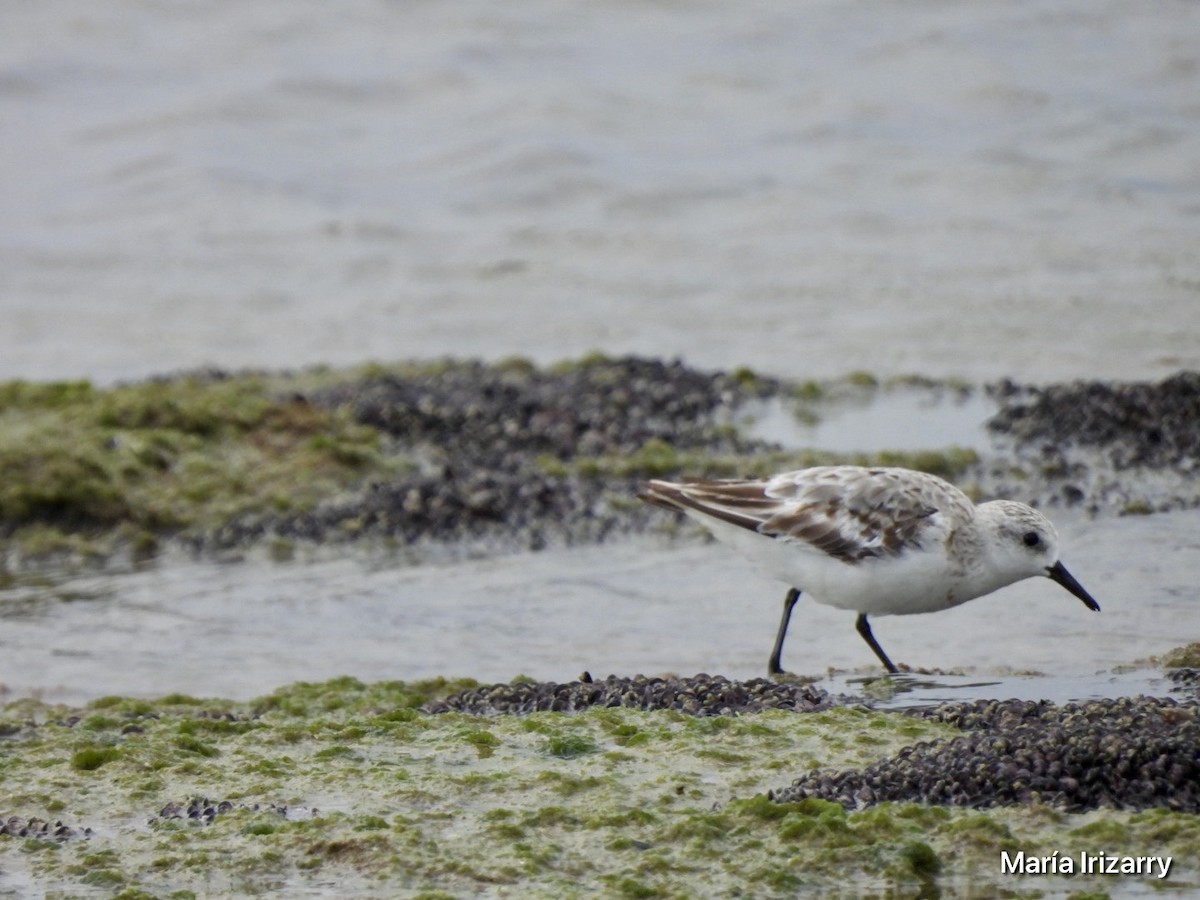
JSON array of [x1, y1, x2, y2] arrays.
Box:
[[739, 386, 997, 453], [2, 1, 1199, 384]]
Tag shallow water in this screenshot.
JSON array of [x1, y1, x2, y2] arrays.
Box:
[[1, 507, 1194, 707], [740, 385, 997, 453], [2, 1, 1199, 385]]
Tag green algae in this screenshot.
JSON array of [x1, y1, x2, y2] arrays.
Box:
[[2, 678, 1194, 896], [69, 746, 122, 772], [0, 369, 408, 565], [1121, 499, 1155, 516], [1162, 643, 1200, 669], [542, 733, 599, 759]]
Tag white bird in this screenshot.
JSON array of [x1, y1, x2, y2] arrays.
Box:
[[639, 465, 1100, 674]]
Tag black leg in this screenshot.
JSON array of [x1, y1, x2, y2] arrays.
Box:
[[768, 588, 801, 675], [855, 614, 899, 674]]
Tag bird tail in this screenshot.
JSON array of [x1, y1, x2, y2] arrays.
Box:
[[637, 479, 689, 512]]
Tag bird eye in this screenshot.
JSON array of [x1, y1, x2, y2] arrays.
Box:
[[1023, 531, 1041, 548]]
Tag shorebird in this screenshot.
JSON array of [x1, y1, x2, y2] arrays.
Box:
[[640, 465, 1100, 674]]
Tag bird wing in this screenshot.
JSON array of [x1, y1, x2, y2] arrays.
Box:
[[643, 467, 959, 563]]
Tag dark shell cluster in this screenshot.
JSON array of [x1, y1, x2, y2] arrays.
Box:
[[152, 797, 314, 826], [211, 357, 773, 553], [986, 371, 1200, 512], [319, 357, 771, 466], [989, 371, 1200, 470], [1168, 667, 1200, 697], [423, 673, 835, 717], [0, 798, 317, 844], [156, 797, 235, 825], [0, 814, 90, 841], [430, 678, 1200, 815], [771, 696, 1200, 813]]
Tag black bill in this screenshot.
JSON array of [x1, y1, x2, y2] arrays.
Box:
[[1047, 561, 1101, 611]]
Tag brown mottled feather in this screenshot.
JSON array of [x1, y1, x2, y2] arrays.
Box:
[[642, 468, 952, 564]]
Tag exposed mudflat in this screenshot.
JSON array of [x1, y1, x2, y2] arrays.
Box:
[[225, 356, 776, 556], [174, 363, 1200, 556], [3, 358, 1197, 568], [220, 364, 1200, 552], [431, 667, 1200, 816]]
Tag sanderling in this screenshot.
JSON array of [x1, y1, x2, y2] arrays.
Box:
[[640, 465, 1100, 675]]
